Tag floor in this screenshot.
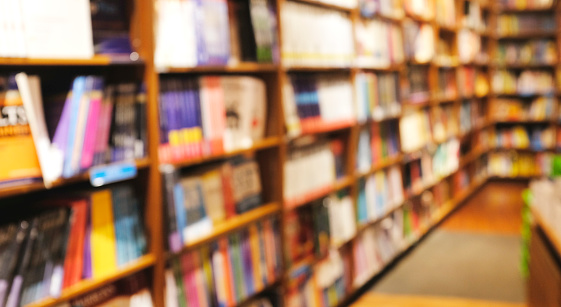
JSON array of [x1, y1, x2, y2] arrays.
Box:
[[351, 181, 528, 307]]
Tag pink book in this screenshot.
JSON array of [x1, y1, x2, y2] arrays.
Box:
[[80, 82, 103, 170], [93, 86, 115, 166], [181, 253, 200, 307]]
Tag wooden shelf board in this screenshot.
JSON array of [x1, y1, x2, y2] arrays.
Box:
[[498, 6, 555, 13], [360, 13, 404, 23], [532, 207, 561, 258], [356, 155, 404, 178], [26, 254, 156, 307], [493, 119, 553, 125], [492, 147, 553, 153], [0, 55, 144, 66], [284, 66, 353, 72], [159, 62, 279, 73], [459, 147, 487, 169], [354, 64, 404, 72], [357, 201, 406, 234], [491, 62, 557, 69], [173, 202, 281, 253], [284, 176, 353, 210], [288, 0, 355, 12], [171, 137, 281, 168], [0, 158, 151, 199], [496, 31, 557, 39], [438, 24, 458, 32]]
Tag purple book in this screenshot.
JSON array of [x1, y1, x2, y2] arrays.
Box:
[[83, 216, 92, 279]]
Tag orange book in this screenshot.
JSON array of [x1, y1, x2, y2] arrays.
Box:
[[248, 224, 264, 291], [62, 199, 88, 288], [0, 75, 41, 186], [219, 238, 235, 306]]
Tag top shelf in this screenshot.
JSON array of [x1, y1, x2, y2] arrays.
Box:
[[0, 55, 144, 66], [288, 0, 356, 13]]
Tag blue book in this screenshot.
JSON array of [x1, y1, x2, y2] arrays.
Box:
[[111, 186, 127, 266], [357, 180, 367, 224], [62, 76, 87, 178], [173, 183, 187, 247], [158, 83, 170, 145], [194, 0, 208, 65]]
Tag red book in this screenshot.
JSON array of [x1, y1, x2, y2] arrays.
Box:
[[220, 162, 237, 219], [62, 199, 88, 288]]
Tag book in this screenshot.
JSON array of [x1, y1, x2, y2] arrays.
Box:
[[90, 0, 133, 55], [491, 96, 555, 122], [492, 69, 554, 95], [360, 0, 404, 19], [496, 39, 557, 66], [403, 19, 434, 64], [354, 72, 401, 122], [0, 75, 42, 188], [497, 13, 555, 36]]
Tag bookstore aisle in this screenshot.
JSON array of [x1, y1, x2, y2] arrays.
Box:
[[352, 181, 527, 307]]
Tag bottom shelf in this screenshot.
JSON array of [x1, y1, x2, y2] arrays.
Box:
[[27, 254, 156, 307]]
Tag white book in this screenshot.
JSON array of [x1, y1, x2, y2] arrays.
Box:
[[164, 270, 179, 307], [15, 73, 59, 187], [20, 0, 93, 59]]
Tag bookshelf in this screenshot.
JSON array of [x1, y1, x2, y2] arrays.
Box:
[[1, 0, 552, 306]]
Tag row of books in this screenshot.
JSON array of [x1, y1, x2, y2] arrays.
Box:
[[458, 29, 483, 64], [496, 14, 556, 36], [403, 139, 459, 195], [404, 65, 430, 103], [355, 19, 404, 68], [492, 70, 554, 95], [462, 1, 486, 32], [58, 272, 154, 307], [490, 96, 556, 122], [459, 66, 490, 98], [355, 72, 401, 122], [496, 40, 557, 66], [285, 193, 356, 266], [435, 0, 456, 28], [436, 35, 456, 66], [357, 166, 404, 225], [491, 125, 555, 150], [0, 0, 93, 59], [0, 184, 147, 306], [283, 74, 355, 137], [488, 152, 551, 177], [154, 0, 278, 69], [436, 68, 457, 100], [162, 156, 263, 252], [404, 0, 434, 20], [281, 1, 354, 67], [403, 20, 435, 64], [165, 217, 281, 307], [431, 105, 459, 142], [353, 210, 405, 288], [285, 249, 351, 307], [497, 0, 554, 10], [360, 0, 404, 19], [0, 74, 147, 189], [284, 138, 345, 205], [158, 76, 267, 164], [356, 121, 401, 174], [399, 110, 431, 153]]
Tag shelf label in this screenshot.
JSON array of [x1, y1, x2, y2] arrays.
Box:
[[89, 161, 137, 187]]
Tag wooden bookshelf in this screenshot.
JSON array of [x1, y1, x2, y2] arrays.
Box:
[[531, 207, 561, 266], [26, 254, 156, 307]]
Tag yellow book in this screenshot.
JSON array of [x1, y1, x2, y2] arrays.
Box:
[[0, 76, 42, 185], [248, 224, 264, 291], [90, 189, 118, 278]]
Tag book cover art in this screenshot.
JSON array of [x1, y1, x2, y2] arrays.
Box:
[[0, 76, 42, 187]]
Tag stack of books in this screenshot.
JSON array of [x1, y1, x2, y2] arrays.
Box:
[[355, 19, 404, 68]]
